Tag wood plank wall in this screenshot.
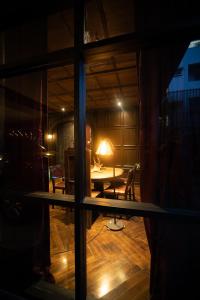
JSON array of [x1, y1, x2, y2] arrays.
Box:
[[53, 107, 140, 169], [88, 108, 140, 168]]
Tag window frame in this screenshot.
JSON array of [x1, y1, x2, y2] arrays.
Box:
[[1, 2, 200, 300]]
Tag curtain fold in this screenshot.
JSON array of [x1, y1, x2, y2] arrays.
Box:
[[0, 19, 51, 290], [137, 42, 196, 299]]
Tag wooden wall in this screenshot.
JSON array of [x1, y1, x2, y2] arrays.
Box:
[[51, 107, 140, 168], [88, 108, 140, 168], [56, 120, 74, 165]]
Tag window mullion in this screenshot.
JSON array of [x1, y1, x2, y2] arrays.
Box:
[[74, 1, 87, 300]]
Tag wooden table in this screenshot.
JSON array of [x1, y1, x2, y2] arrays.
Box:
[[91, 167, 124, 191]]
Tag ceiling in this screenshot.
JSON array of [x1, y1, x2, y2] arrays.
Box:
[[47, 0, 138, 113], [48, 51, 138, 112]]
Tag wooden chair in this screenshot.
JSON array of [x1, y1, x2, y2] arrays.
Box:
[[64, 147, 99, 228], [64, 148, 75, 194], [49, 164, 65, 194], [64, 148, 101, 198], [103, 165, 136, 201], [103, 166, 137, 227]]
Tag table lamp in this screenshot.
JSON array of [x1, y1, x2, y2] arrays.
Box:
[[95, 138, 114, 170], [96, 138, 124, 231]]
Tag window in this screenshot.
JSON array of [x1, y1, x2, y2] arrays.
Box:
[[0, 2, 200, 300], [188, 63, 200, 81], [173, 67, 183, 77]]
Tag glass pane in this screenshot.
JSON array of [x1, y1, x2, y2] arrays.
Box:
[[86, 211, 150, 299], [85, 0, 135, 43], [48, 8, 74, 52], [86, 50, 140, 200], [0, 6, 74, 67], [0, 66, 75, 295], [1, 72, 48, 192], [47, 65, 75, 195], [50, 207, 75, 293], [2, 19, 47, 66], [47, 65, 75, 292]]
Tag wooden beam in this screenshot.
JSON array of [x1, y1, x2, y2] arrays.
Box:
[[48, 65, 136, 83], [0, 47, 74, 79], [84, 197, 200, 223], [25, 192, 75, 207], [49, 83, 137, 98], [25, 192, 200, 223], [1, 25, 200, 79]]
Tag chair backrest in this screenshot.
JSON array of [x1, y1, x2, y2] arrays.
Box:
[[49, 164, 64, 193], [124, 165, 136, 200], [64, 148, 75, 194], [64, 147, 92, 196], [49, 164, 64, 179]]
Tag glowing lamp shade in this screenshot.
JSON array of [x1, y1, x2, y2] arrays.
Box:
[[96, 139, 113, 156]]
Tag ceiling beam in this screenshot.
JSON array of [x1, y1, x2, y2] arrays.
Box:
[[48, 65, 136, 83], [0, 47, 74, 79], [48, 95, 138, 104], [49, 83, 137, 97]]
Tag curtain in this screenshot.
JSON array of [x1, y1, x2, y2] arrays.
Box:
[[0, 20, 51, 290], [137, 40, 200, 299]]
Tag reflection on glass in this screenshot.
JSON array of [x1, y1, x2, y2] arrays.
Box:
[[0, 7, 74, 67], [86, 49, 140, 199], [164, 40, 200, 206], [48, 7, 74, 52], [85, 0, 135, 43]]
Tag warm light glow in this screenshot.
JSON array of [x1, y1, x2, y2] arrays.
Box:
[[117, 101, 121, 107], [43, 151, 55, 157], [61, 107, 66, 112], [98, 277, 110, 298], [45, 152, 51, 156], [62, 257, 67, 265], [96, 139, 113, 156], [47, 133, 53, 140], [40, 145, 46, 150]]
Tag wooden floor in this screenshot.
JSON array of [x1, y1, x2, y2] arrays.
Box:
[[50, 199, 150, 300]]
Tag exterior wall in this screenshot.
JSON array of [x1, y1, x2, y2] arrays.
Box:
[[169, 45, 200, 91]]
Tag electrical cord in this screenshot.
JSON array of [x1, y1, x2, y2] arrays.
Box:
[[122, 226, 148, 249], [52, 224, 107, 256]]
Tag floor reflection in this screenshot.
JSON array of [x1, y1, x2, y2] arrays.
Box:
[[50, 207, 150, 300]]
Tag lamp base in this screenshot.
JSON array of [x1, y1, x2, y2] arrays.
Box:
[[106, 218, 125, 231]]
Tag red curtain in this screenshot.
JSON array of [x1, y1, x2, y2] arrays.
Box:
[[137, 41, 200, 299]]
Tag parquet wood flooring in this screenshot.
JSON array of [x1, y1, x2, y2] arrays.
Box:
[[50, 204, 150, 300]]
